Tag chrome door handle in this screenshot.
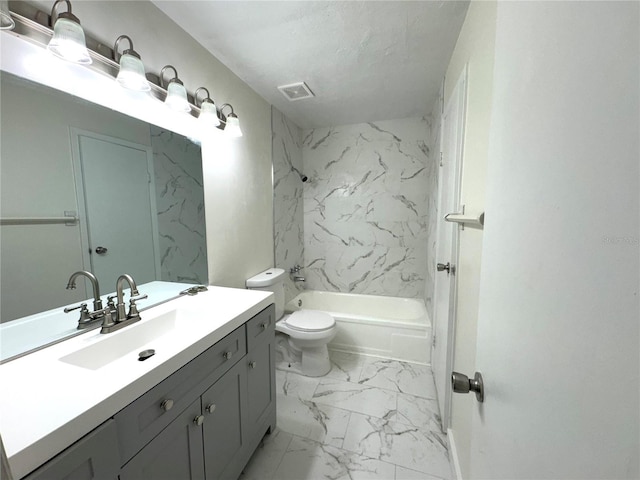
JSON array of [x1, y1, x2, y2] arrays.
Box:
[[437, 262, 455, 275], [95, 246, 108, 255], [452, 371, 484, 402]]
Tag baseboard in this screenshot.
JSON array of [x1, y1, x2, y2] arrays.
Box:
[[447, 427, 463, 480]]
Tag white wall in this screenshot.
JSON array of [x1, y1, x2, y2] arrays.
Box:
[[24, 0, 274, 288], [440, 1, 497, 476]]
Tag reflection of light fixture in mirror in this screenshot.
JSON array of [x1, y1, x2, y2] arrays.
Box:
[[220, 104, 243, 138], [194, 87, 221, 127], [160, 65, 190, 113], [0, 0, 15, 30], [47, 0, 92, 64], [114, 35, 150, 92]]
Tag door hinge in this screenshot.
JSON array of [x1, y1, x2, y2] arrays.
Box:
[[439, 151, 443, 167], [432, 335, 436, 348]]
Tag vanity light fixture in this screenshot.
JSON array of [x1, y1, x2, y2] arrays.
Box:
[[0, 0, 15, 30], [160, 65, 190, 113], [220, 104, 243, 138], [47, 0, 92, 65], [113, 35, 150, 92], [194, 87, 221, 127]]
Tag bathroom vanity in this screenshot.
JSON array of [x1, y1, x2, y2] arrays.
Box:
[[0, 287, 276, 480]]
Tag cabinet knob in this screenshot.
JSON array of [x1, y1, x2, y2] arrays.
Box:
[[193, 415, 205, 426], [205, 403, 216, 414], [224, 351, 233, 360], [161, 399, 174, 412], [260, 322, 267, 330], [249, 361, 257, 369]]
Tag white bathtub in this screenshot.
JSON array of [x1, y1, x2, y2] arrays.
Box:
[[284, 291, 431, 364]]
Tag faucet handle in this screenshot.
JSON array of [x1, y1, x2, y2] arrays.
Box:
[[130, 294, 148, 304], [128, 294, 148, 320], [63, 302, 88, 314]]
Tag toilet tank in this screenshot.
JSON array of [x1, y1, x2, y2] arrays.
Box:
[[245, 268, 286, 320]]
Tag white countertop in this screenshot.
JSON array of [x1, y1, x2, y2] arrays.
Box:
[[0, 286, 273, 479]]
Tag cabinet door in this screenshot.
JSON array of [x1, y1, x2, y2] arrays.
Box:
[[246, 337, 276, 437], [120, 399, 205, 480], [24, 420, 119, 480], [202, 360, 248, 480]]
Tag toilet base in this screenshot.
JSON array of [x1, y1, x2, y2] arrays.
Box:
[[275, 333, 332, 377], [300, 345, 331, 377]]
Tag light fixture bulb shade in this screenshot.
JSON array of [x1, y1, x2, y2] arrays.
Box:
[[165, 81, 190, 112], [116, 53, 150, 92], [225, 115, 243, 138], [199, 101, 221, 127], [0, 0, 15, 30], [47, 17, 92, 64]]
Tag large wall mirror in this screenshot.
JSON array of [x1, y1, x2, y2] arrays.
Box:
[[0, 71, 208, 356]]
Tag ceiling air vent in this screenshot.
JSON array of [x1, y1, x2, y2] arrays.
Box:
[[277, 82, 315, 101]]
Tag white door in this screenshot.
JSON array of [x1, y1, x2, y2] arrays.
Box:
[[73, 131, 160, 291], [432, 69, 467, 431], [468, 2, 639, 478]]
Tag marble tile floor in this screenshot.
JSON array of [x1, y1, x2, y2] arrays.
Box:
[[240, 352, 453, 480]]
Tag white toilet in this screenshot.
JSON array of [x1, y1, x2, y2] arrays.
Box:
[[246, 268, 336, 377]]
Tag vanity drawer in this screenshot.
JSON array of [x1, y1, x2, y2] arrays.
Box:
[[115, 325, 246, 464], [246, 304, 275, 351]]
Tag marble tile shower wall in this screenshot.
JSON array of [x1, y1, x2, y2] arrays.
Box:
[[302, 118, 434, 298], [272, 107, 305, 302], [150, 126, 208, 284]]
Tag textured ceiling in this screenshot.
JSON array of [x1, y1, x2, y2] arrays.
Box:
[[153, 1, 469, 129]]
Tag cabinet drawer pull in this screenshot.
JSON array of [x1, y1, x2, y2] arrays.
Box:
[[224, 351, 233, 360], [205, 403, 216, 414], [249, 361, 257, 369], [160, 399, 174, 412], [193, 415, 205, 426], [260, 322, 267, 330]]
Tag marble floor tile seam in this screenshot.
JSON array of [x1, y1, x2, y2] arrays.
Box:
[[279, 430, 448, 480], [317, 374, 436, 400], [277, 432, 400, 480], [279, 394, 448, 452], [280, 374, 443, 435]]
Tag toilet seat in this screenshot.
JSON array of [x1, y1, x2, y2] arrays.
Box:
[[283, 310, 335, 332]]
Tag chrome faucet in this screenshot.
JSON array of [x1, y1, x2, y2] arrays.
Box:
[[115, 274, 138, 323], [100, 274, 147, 334], [66, 270, 103, 311]]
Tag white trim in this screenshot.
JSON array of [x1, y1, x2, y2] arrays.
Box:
[[448, 427, 463, 480], [433, 65, 468, 431]]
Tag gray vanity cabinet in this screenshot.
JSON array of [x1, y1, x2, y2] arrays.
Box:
[[23, 420, 119, 480], [18, 305, 276, 480], [245, 311, 276, 440], [202, 360, 248, 480], [119, 399, 205, 480]]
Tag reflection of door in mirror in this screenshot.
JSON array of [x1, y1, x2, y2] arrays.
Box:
[[74, 131, 160, 290]]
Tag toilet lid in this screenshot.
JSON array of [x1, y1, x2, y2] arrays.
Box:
[[285, 310, 335, 332]]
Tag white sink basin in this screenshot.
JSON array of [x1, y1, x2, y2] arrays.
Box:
[[59, 309, 192, 370]]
